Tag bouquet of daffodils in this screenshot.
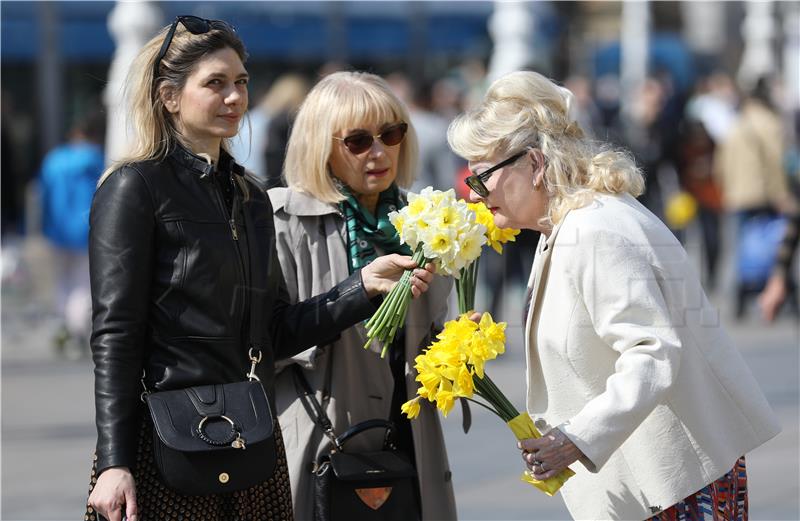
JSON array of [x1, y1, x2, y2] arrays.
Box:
[[363, 188, 488, 357], [401, 313, 575, 496], [457, 202, 520, 313]]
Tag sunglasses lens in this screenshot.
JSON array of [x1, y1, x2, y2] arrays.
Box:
[[181, 16, 211, 34], [465, 177, 487, 197], [380, 124, 407, 147], [343, 134, 373, 154]]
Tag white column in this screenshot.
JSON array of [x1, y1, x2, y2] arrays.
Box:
[[681, 1, 726, 57], [782, 2, 800, 114], [487, 1, 536, 82], [104, 1, 162, 166], [620, 0, 650, 117], [37, 2, 61, 155], [737, 1, 777, 91]]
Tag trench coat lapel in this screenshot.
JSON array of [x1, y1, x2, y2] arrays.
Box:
[[523, 216, 568, 347]]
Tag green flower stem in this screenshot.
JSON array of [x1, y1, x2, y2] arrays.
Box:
[[364, 244, 428, 357], [456, 258, 479, 315], [477, 372, 519, 421], [463, 396, 504, 419]]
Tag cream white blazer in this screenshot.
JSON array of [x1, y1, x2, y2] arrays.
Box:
[[525, 193, 780, 520]]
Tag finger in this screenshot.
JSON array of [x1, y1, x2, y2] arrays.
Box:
[[519, 437, 546, 452], [392, 254, 419, 270], [469, 311, 481, 323], [410, 281, 429, 298], [125, 487, 138, 521], [423, 261, 436, 274], [413, 268, 433, 284], [533, 465, 563, 481], [107, 505, 123, 521]]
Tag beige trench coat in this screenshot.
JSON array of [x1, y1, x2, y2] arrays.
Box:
[[268, 187, 457, 521]]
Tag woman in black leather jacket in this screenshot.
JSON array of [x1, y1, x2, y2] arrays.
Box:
[[85, 17, 434, 521]]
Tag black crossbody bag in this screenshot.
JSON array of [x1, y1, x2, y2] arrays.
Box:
[[292, 365, 421, 521], [141, 206, 277, 496]]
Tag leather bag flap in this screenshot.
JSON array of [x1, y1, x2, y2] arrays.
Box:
[[146, 380, 273, 452], [329, 451, 416, 482]]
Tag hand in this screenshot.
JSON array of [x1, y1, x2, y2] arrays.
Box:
[[518, 428, 583, 481], [361, 254, 436, 298], [87, 467, 138, 521], [758, 273, 787, 323]]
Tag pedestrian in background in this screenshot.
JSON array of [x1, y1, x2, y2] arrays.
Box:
[[715, 76, 793, 317], [39, 110, 105, 355], [448, 70, 780, 521], [85, 17, 433, 521]]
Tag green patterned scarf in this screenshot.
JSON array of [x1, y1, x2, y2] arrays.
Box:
[[337, 183, 411, 273]]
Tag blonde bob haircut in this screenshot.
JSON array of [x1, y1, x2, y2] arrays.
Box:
[[447, 70, 644, 226], [284, 71, 419, 203]]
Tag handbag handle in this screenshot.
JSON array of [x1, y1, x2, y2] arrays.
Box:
[[336, 419, 397, 450]]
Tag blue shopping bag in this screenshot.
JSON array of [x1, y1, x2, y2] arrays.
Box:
[[736, 214, 787, 285]]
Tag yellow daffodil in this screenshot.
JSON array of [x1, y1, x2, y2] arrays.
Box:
[[403, 311, 574, 496], [400, 397, 421, 419]]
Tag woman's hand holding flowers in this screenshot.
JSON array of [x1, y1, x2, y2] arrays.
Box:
[[361, 254, 436, 299], [519, 428, 584, 481]]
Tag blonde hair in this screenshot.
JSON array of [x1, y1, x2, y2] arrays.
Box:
[[99, 20, 247, 184], [447, 70, 644, 226], [260, 73, 310, 114], [283, 71, 419, 203]]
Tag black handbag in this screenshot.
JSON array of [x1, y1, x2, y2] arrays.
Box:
[[143, 365, 276, 495], [141, 206, 277, 496], [292, 366, 421, 521]]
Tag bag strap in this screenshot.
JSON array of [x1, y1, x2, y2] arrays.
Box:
[[291, 365, 342, 451], [241, 189, 264, 381]]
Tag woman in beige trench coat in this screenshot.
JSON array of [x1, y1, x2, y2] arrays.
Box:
[[268, 71, 457, 521]]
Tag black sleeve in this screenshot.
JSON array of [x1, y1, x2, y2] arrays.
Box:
[[776, 212, 800, 277], [258, 192, 380, 359], [89, 166, 155, 474]]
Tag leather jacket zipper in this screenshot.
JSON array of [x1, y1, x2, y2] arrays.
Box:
[[211, 173, 247, 293], [229, 196, 239, 241]]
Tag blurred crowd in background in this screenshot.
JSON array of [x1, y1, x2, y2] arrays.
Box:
[[2, 1, 798, 358]]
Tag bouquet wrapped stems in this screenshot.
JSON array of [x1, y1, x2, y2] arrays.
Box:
[[363, 244, 427, 358], [474, 373, 576, 496]]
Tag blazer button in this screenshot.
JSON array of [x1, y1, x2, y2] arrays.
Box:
[[535, 418, 548, 431]]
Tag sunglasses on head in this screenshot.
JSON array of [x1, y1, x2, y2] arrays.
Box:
[[333, 122, 408, 155], [464, 150, 528, 198], [153, 15, 232, 80]]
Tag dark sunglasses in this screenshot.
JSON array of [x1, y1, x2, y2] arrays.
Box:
[[153, 15, 232, 80], [333, 123, 408, 155], [464, 150, 527, 198]]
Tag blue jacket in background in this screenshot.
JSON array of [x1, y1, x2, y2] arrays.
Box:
[[40, 142, 104, 250]]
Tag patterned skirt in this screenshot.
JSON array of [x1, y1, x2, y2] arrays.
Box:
[[84, 413, 293, 521], [650, 456, 748, 521]]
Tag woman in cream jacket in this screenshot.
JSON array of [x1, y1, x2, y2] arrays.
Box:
[[448, 70, 781, 521]]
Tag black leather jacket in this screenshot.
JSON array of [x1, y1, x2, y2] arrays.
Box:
[[89, 146, 377, 474]]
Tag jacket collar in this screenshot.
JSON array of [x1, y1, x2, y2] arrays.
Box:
[[168, 144, 245, 180], [281, 188, 341, 217]]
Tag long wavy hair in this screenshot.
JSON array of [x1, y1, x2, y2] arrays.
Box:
[[100, 20, 247, 184], [447, 70, 644, 227]]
